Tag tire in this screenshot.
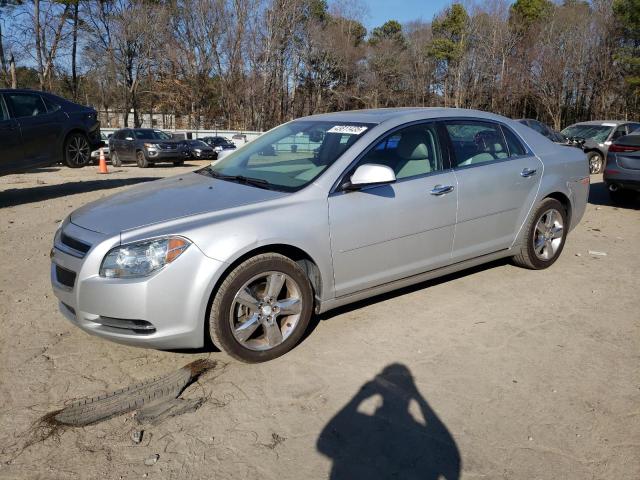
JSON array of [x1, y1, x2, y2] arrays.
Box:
[[136, 150, 149, 168], [587, 151, 603, 174], [111, 151, 122, 167], [608, 187, 634, 204], [209, 253, 314, 363], [174, 160, 185, 166], [64, 132, 91, 168], [513, 198, 568, 270]]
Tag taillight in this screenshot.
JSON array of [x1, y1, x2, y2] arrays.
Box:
[[609, 143, 640, 153]]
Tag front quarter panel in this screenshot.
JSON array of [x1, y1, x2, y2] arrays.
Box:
[[119, 185, 334, 303]]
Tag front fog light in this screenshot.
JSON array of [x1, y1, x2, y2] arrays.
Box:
[[100, 237, 190, 278]]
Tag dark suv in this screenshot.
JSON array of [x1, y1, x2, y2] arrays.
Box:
[[0, 89, 101, 175], [109, 128, 189, 168]]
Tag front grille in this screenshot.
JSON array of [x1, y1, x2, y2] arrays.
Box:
[[61, 232, 91, 255], [56, 265, 76, 288]]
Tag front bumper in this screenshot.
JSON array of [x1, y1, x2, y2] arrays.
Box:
[[144, 149, 190, 162], [50, 221, 226, 349]]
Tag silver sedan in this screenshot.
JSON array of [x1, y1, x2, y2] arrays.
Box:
[[50, 108, 589, 362]]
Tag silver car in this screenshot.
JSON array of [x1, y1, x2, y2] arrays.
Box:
[[50, 108, 589, 362]]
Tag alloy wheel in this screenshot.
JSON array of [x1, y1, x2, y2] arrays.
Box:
[[229, 271, 303, 351], [589, 154, 602, 174], [533, 208, 564, 261], [67, 135, 90, 167]]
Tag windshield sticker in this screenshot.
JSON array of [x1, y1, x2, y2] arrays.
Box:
[[328, 125, 368, 135]]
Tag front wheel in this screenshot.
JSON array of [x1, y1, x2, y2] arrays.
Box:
[[209, 253, 313, 362], [110, 151, 122, 167], [136, 151, 149, 168], [513, 198, 567, 270], [587, 151, 603, 174], [64, 133, 91, 168]]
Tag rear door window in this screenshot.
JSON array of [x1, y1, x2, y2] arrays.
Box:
[[501, 127, 528, 157], [42, 96, 62, 113], [7, 93, 47, 118], [444, 121, 509, 167]]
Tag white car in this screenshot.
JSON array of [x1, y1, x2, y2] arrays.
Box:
[[91, 133, 111, 162]]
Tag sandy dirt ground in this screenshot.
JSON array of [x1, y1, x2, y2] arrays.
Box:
[[0, 162, 638, 480]]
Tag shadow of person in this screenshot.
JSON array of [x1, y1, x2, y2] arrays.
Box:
[[317, 364, 460, 480]]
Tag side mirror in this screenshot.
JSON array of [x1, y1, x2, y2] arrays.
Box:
[[345, 164, 396, 190]]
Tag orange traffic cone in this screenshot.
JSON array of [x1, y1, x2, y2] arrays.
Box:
[[98, 148, 109, 174]]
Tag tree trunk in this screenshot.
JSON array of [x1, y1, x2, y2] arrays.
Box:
[[34, 0, 45, 90], [71, 0, 79, 100], [9, 54, 16, 88]]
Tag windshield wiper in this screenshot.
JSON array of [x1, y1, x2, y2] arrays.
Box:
[[206, 170, 273, 190]]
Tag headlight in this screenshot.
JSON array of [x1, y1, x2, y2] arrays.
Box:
[[144, 143, 160, 149], [100, 237, 190, 278]]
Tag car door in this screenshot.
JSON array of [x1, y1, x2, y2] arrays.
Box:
[[328, 122, 458, 297], [121, 129, 136, 160], [0, 94, 26, 173], [444, 119, 543, 261], [5, 92, 57, 164], [110, 130, 124, 159]]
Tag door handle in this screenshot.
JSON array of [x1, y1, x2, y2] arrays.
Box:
[[430, 184, 455, 196], [521, 168, 537, 178]]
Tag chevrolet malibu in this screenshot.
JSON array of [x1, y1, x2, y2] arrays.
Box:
[[51, 108, 589, 362]]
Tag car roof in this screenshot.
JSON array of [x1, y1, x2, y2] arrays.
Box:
[[0, 88, 44, 94], [296, 107, 513, 125], [567, 120, 628, 127]]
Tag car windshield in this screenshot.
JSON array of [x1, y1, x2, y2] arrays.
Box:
[[133, 129, 172, 140], [561, 124, 613, 143], [188, 140, 209, 147], [200, 121, 373, 191]]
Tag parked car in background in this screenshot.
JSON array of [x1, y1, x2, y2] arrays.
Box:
[[517, 119, 567, 144], [109, 128, 189, 168], [200, 136, 237, 153], [185, 139, 216, 160], [561, 120, 640, 174], [0, 89, 101, 175], [604, 130, 640, 203], [51, 108, 589, 362], [232, 133, 248, 143], [91, 132, 112, 163]]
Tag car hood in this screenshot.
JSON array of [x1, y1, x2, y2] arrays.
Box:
[[70, 172, 287, 235]]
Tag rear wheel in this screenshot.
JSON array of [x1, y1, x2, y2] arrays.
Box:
[[587, 151, 603, 174], [64, 132, 91, 168], [209, 253, 313, 363], [136, 151, 149, 168], [110, 151, 122, 167], [513, 198, 567, 270]]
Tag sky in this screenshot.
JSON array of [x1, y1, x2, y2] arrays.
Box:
[[359, 0, 454, 30]]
